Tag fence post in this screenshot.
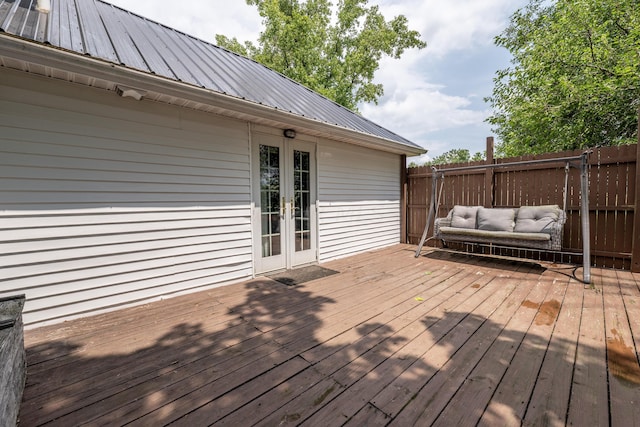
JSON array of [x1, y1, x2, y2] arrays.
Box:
[[632, 111, 640, 272], [580, 151, 592, 283], [485, 137, 495, 207]]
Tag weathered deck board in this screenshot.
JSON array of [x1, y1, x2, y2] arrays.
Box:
[[305, 273, 506, 424], [617, 270, 640, 386], [388, 265, 540, 425], [566, 272, 608, 426], [478, 272, 568, 426], [371, 268, 526, 419], [522, 271, 582, 427], [602, 269, 640, 425], [429, 264, 557, 426], [18, 244, 640, 426]]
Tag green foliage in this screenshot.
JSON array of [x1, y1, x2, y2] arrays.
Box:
[[486, 0, 640, 157], [470, 151, 485, 162], [215, 0, 426, 111], [428, 148, 484, 165], [407, 149, 484, 168]]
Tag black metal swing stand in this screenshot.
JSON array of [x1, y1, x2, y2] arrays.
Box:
[[414, 151, 592, 284]]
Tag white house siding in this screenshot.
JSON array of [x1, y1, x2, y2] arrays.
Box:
[[317, 139, 401, 262], [0, 70, 253, 326]]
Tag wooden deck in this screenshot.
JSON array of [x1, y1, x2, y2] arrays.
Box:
[[18, 244, 640, 426]]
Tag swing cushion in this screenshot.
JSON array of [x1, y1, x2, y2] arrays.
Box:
[[450, 205, 480, 229], [435, 205, 565, 251], [514, 205, 561, 234], [477, 207, 516, 232]]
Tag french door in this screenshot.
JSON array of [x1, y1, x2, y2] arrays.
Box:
[[253, 132, 317, 273]]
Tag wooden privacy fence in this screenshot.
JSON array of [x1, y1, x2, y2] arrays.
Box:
[[405, 142, 640, 271]]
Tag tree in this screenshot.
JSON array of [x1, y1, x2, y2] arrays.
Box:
[[428, 149, 484, 165], [486, 0, 640, 157], [215, 0, 426, 111], [407, 149, 484, 168]]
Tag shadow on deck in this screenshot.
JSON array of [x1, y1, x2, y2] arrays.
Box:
[[19, 245, 640, 426]]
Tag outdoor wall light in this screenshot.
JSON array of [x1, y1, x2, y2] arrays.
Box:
[[283, 129, 296, 139]]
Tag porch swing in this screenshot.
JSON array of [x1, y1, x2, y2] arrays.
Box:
[[414, 151, 592, 283]]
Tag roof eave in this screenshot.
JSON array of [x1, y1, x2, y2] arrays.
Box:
[[0, 34, 426, 156]]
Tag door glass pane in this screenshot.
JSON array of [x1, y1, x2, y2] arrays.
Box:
[[260, 145, 281, 257], [293, 150, 311, 253]]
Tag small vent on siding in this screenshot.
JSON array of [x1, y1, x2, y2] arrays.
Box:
[[115, 85, 147, 101]]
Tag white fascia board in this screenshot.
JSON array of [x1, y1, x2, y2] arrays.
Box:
[[0, 34, 426, 156]]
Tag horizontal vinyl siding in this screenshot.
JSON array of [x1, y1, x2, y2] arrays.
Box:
[[317, 140, 401, 261], [0, 71, 253, 326]]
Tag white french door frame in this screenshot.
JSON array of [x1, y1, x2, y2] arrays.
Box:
[[251, 131, 318, 274]]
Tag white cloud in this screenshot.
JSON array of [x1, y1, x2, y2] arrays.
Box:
[[362, 0, 527, 155], [377, 0, 518, 57], [361, 57, 488, 139]]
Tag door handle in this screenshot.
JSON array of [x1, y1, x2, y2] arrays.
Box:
[[291, 197, 295, 214], [281, 197, 286, 215]]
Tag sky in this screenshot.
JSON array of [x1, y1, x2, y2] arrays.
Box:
[[107, 0, 529, 163]]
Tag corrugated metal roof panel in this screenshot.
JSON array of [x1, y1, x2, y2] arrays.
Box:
[[75, 0, 118, 62], [0, 0, 422, 151]]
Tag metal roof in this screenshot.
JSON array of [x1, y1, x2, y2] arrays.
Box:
[[0, 0, 424, 153]]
